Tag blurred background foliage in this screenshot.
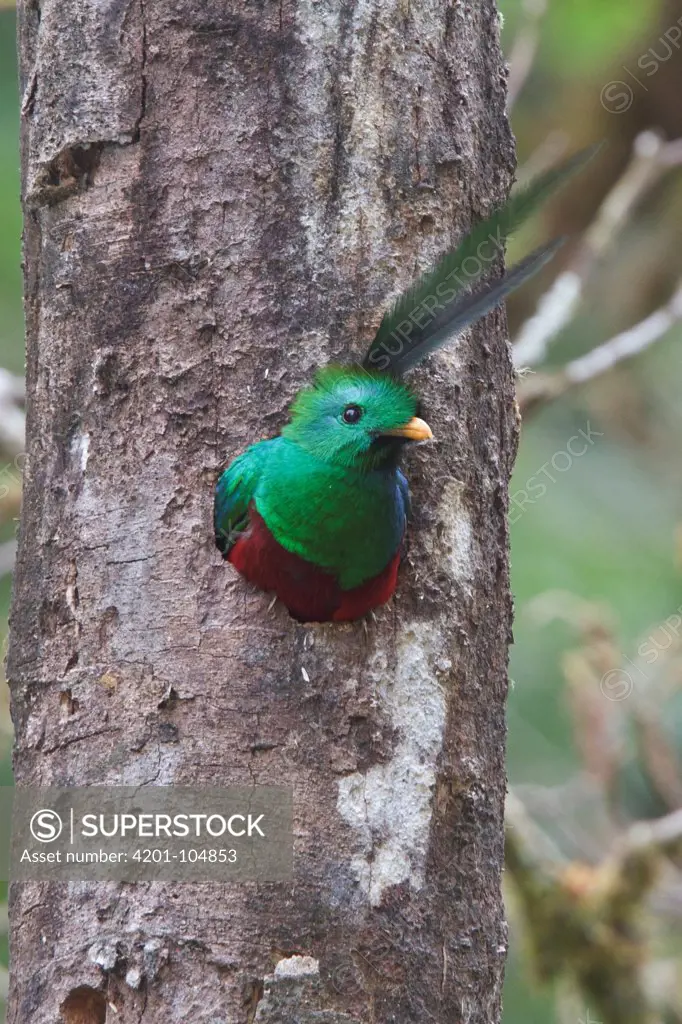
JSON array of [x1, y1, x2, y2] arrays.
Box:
[[0, 0, 681, 1021], [502, 0, 682, 1021]]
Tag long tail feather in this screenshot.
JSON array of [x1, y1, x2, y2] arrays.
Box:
[[363, 143, 601, 374], [381, 240, 565, 375]]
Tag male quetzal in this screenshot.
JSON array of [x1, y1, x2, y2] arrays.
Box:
[[215, 147, 596, 622]]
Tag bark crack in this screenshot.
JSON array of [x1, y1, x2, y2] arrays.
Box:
[[42, 726, 121, 756]]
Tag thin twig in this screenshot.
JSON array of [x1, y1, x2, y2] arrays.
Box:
[[515, 130, 570, 187], [622, 806, 682, 857], [0, 539, 17, 577], [506, 0, 549, 111], [513, 131, 682, 369], [518, 280, 682, 415], [566, 282, 682, 384], [0, 367, 25, 457], [505, 789, 567, 865]]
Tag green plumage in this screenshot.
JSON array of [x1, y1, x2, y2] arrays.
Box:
[[215, 145, 600, 621], [216, 368, 413, 589]]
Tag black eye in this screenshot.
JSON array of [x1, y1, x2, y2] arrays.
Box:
[[342, 404, 363, 424]]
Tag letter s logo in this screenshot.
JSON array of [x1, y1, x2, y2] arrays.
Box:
[[30, 809, 64, 843]]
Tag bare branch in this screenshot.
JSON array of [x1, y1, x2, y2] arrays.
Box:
[[506, 0, 549, 111], [0, 540, 16, 578], [0, 367, 25, 458], [505, 788, 567, 865], [518, 280, 682, 416], [515, 130, 570, 187], [513, 131, 682, 369], [567, 282, 682, 384], [623, 807, 682, 857]]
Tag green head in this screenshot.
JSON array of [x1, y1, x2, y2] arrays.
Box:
[[282, 366, 432, 471]]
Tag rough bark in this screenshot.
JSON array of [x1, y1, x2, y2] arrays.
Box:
[[8, 1, 517, 1022]]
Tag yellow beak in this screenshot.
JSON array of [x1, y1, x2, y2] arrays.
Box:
[[382, 416, 433, 441]]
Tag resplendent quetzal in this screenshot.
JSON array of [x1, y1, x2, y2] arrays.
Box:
[[215, 146, 596, 623]]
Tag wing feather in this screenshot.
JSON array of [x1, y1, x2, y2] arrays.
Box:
[[214, 440, 276, 555]]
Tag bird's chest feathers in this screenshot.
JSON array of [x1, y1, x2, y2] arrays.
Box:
[[255, 448, 405, 589]]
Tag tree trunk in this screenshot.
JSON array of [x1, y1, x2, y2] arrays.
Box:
[[8, 1, 516, 1021]]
